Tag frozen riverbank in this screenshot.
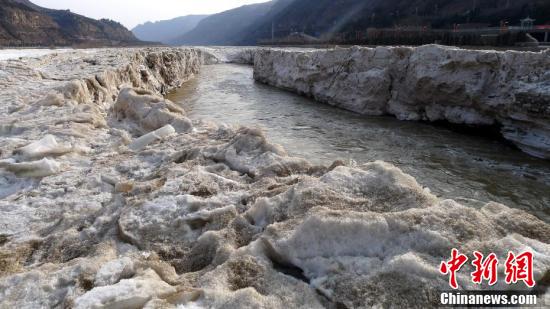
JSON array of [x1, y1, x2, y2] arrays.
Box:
[[0, 48, 549, 308], [168, 64, 550, 223], [0, 48, 77, 61], [254, 45, 550, 159]]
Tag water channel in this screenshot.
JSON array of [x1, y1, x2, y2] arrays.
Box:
[[167, 63, 550, 222]]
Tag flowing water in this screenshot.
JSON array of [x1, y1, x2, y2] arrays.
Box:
[[167, 64, 550, 221]]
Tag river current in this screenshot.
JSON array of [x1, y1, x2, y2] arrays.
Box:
[[167, 64, 550, 221]]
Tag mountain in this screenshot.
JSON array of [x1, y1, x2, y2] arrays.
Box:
[[240, 0, 550, 44], [163, 0, 549, 46], [0, 0, 142, 47], [10, 0, 42, 10], [132, 15, 208, 44], [170, 1, 274, 46]]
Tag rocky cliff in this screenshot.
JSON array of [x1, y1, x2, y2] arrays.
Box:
[[0, 0, 141, 47], [0, 48, 548, 308], [254, 45, 550, 159]]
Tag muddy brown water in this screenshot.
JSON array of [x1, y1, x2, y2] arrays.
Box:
[[167, 64, 550, 222]]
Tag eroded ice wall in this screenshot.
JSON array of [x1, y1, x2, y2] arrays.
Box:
[[199, 47, 257, 65], [254, 45, 550, 159]]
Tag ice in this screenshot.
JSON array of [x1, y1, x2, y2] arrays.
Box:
[[114, 88, 192, 134], [94, 257, 136, 287], [0, 47, 548, 308], [0, 158, 61, 177], [14, 135, 72, 160], [254, 45, 550, 159], [74, 269, 176, 309], [128, 124, 176, 151], [0, 48, 74, 61], [199, 47, 257, 65], [37, 93, 66, 107]]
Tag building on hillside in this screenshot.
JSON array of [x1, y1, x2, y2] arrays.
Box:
[[520, 17, 535, 30]]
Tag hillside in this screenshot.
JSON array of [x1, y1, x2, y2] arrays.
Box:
[[0, 0, 141, 47], [132, 15, 208, 44], [157, 0, 550, 46], [171, 1, 274, 46], [241, 0, 550, 44]]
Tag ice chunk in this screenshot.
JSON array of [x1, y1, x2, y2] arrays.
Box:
[[0, 158, 61, 177], [14, 135, 72, 160], [74, 269, 176, 309], [94, 257, 136, 287], [128, 125, 175, 152], [37, 93, 65, 107], [114, 88, 192, 133]]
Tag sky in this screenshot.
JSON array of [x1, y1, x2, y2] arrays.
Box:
[[32, 0, 269, 29]]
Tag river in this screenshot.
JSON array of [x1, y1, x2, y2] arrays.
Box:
[[167, 63, 550, 221]]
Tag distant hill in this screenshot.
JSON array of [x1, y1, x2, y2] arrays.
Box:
[[0, 0, 142, 47], [240, 0, 550, 44], [158, 0, 550, 46], [132, 15, 208, 44], [170, 1, 274, 46]]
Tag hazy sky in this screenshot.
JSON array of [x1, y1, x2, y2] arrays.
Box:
[[32, 0, 269, 29]]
